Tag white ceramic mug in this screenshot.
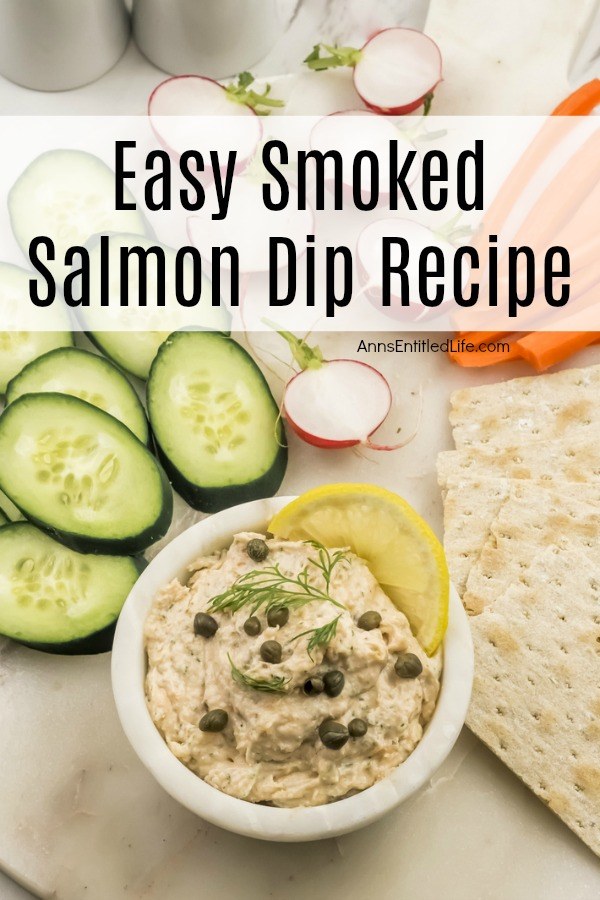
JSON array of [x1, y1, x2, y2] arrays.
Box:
[[132, 0, 288, 79], [0, 0, 130, 91]]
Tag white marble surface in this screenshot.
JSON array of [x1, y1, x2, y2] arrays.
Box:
[[0, 0, 599, 898], [0, 0, 429, 115]]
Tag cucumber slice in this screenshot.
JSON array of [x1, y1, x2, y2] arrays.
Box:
[[81, 233, 231, 379], [9, 151, 149, 283], [6, 347, 149, 444], [0, 393, 172, 554], [148, 332, 287, 513], [0, 522, 144, 654], [0, 262, 73, 393], [0, 489, 24, 522]]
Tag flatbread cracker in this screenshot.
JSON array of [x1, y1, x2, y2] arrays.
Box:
[[444, 478, 600, 599], [437, 434, 600, 490], [467, 545, 600, 857], [449, 364, 600, 449], [463, 483, 600, 614], [443, 477, 511, 595]]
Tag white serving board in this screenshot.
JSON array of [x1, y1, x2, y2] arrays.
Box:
[[2, 4, 600, 893], [2, 335, 600, 900]]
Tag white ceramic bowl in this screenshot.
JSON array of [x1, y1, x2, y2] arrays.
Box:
[[112, 496, 474, 842]]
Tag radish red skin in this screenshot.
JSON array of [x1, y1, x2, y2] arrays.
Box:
[[353, 29, 442, 116], [283, 359, 392, 449]]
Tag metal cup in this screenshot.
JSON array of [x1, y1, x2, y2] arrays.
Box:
[[132, 0, 286, 80], [0, 0, 130, 92]]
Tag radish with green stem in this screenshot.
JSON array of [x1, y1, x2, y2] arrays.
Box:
[[305, 28, 442, 115], [149, 72, 283, 165], [268, 324, 420, 451]]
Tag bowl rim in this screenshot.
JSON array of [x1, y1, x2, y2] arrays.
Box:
[[111, 495, 474, 842]]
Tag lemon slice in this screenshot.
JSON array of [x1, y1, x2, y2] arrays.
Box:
[[269, 484, 449, 655]]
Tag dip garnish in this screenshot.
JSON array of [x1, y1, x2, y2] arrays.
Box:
[[318, 719, 349, 750], [259, 639, 282, 664], [246, 538, 269, 562], [303, 676, 325, 695], [357, 610, 382, 631], [266, 606, 289, 628], [199, 709, 228, 732], [229, 654, 290, 693], [394, 652, 423, 679], [348, 718, 368, 738], [289, 614, 341, 661], [323, 670, 345, 697], [243, 615, 262, 636], [207, 541, 347, 618], [193, 612, 219, 638]]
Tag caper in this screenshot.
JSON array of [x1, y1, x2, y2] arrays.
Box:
[[394, 652, 423, 679], [260, 639, 282, 664], [318, 719, 349, 750], [303, 676, 325, 695], [194, 612, 218, 638], [246, 538, 269, 562], [243, 616, 262, 636], [267, 606, 289, 628], [357, 610, 382, 631], [323, 669, 345, 697], [348, 718, 368, 738], [199, 709, 229, 732]]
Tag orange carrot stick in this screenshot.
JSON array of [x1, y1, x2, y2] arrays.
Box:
[[552, 79, 600, 116], [448, 333, 521, 367], [515, 331, 600, 372], [462, 81, 600, 303]]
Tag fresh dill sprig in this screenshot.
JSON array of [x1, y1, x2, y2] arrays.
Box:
[[207, 541, 347, 617], [289, 614, 341, 661], [229, 654, 290, 693], [303, 541, 349, 591]]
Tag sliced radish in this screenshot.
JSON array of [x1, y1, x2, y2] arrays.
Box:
[[149, 73, 280, 165], [187, 176, 313, 274], [284, 360, 391, 449], [310, 110, 420, 199], [357, 217, 465, 322], [305, 28, 442, 115], [268, 326, 418, 451]]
